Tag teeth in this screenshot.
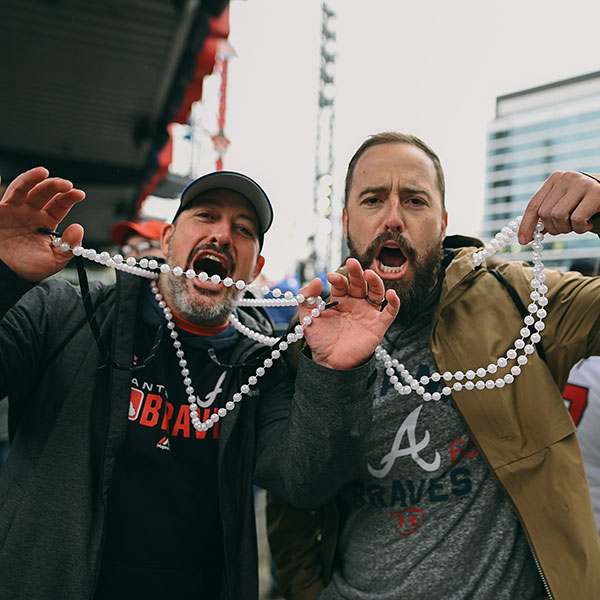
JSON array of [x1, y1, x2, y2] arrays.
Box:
[[202, 255, 223, 264], [378, 261, 404, 273]]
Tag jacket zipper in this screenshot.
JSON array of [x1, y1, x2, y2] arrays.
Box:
[[450, 399, 554, 599]]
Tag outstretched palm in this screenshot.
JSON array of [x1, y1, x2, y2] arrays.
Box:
[[300, 258, 400, 370], [0, 167, 86, 282]]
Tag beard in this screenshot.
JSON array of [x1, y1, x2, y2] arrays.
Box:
[[162, 243, 245, 326], [347, 231, 443, 321]]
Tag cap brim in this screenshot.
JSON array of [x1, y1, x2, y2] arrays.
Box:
[[175, 171, 273, 234]]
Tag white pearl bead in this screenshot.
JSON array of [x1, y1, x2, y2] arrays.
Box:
[[515, 339, 525, 349], [218, 408, 227, 417], [497, 357, 508, 368], [223, 277, 233, 287], [264, 358, 273, 368], [476, 368, 486, 378], [442, 387, 452, 396], [465, 370, 475, 380], [431, 372, 441, 382], [272, 288, 282, 298], [241, 384, 250, 394], [211, 274, 221, 285], [465, 381, 474, 390], [511, 365, 521, 376], [302, 316, 312, 326], [198, 272, 208, 282], [186, 269, 196, 279], [311, 308, 320, 318], [432, 392, 441, 401], [226, 401, 234, 411], [235, 280, 245, 290], [211, 414, 219, 423], [296, 293, 305, 304], [256, 367, 265, 377], [160, 264, 170, 273], [475, 381, 485, 390], [485, 380, 495, 389], [233, 393, 242, 402], [148, 260, 158, 269], [517, 355, 528, 366], [530, 333, 541, 343], [442, 371, 453, 381], [453, 382, 463, 391], [487, 364, 497, 374], [248, 376, 258, 385], [139, 258, 149, 268], [507, 349, 517, 360]]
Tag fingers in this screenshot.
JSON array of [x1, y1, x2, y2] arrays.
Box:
[[364, 269, 384, 301], [3, 167, 50, 206], [519, 171, 600, 243], [60, 223, 85, 249], [44, 188, 86, 222], [298, 277, 323, 304], [26, 177, 75, 211], [327, 272, 348, 297], [345, 258, 368, 297], [381, 289, 400, 325]]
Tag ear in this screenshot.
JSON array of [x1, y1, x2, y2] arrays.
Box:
[[441, 212, 448, 240], [342, 207, 349, 239], [160, 222, 174, 257], [248, 255, 265, 283]]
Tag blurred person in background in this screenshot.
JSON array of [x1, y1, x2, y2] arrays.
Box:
[[110, 218, 165, 259], [563, 257, 600, 534]]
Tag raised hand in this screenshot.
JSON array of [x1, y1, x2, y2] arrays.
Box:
[[0, 167, 86, 282], [518, 171, 600, 244], [299, 258, 400, 370]]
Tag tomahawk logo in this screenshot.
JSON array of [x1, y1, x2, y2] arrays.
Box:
[[368, 405, 441, 478], [156, 436, 170, 451], [198, 371, 227, 408]]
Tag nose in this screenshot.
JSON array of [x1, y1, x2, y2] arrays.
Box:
[[383, 197, 405, 233], [209, 219, 233, 248]]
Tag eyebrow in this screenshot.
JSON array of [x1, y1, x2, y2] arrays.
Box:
[[191, 197, 259, 229], [358, 185, 432, 200]]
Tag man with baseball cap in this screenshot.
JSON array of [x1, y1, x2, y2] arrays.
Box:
[[0, 167, 398, 599]]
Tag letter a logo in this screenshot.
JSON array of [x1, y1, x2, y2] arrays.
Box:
[[368, 405, 440, 478]]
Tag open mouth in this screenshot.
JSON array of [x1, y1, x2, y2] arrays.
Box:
[[376, 243, 407, 274], [192, 251, 230, 280]]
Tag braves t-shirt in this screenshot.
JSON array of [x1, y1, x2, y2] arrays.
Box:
[[95, 285, 240, 600]]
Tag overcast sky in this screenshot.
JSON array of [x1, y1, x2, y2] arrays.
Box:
[[219, 0, 600, 281]]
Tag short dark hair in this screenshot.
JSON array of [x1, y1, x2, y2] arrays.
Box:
[[344, 132, 446, 214]]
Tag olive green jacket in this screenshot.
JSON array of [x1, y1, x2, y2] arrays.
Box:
[[268, 244, 600, 600]]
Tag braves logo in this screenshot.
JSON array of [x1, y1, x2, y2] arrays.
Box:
[[390, 509, 425, 536], [368, 405, 441, 477]]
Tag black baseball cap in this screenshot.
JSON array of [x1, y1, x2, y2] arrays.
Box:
[[172, 171, 274, 244]]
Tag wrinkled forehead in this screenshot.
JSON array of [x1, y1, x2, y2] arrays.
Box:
[[350, 143, 441, 203]]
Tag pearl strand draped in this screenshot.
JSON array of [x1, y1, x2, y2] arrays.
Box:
[[53, 216, 547, 427]]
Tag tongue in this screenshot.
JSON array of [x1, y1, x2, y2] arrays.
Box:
[[378, 247, 405, 267]]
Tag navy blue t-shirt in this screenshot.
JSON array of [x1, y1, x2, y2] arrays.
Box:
[[95, 285, 241, 600]]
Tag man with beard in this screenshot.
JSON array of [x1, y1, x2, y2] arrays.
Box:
[[267, 132, 600, 600], [0, 167, 399, 600]]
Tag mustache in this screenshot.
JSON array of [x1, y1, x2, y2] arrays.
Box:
[[186, 243, 236, 274], [357, 232, 417, 267]]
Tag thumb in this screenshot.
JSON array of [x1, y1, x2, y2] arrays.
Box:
[[60, 223, 84, 249]]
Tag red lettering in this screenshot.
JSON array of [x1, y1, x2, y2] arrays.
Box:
[[563, 383, 589, 426], [171, 404, 191, 438], [139, 393, 162, 427], [450, 438, 464, 463], [161, 401, 174, 431], [450, 437, 478, 462]]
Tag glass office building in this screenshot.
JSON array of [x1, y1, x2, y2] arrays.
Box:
[[484, 71, 600, 269]]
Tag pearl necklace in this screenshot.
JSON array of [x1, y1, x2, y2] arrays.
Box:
[[53, 216, 546, 429], [375, 217, 548, 400]]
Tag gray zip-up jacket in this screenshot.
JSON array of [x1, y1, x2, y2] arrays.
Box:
[[0, 261, 375, 600]]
